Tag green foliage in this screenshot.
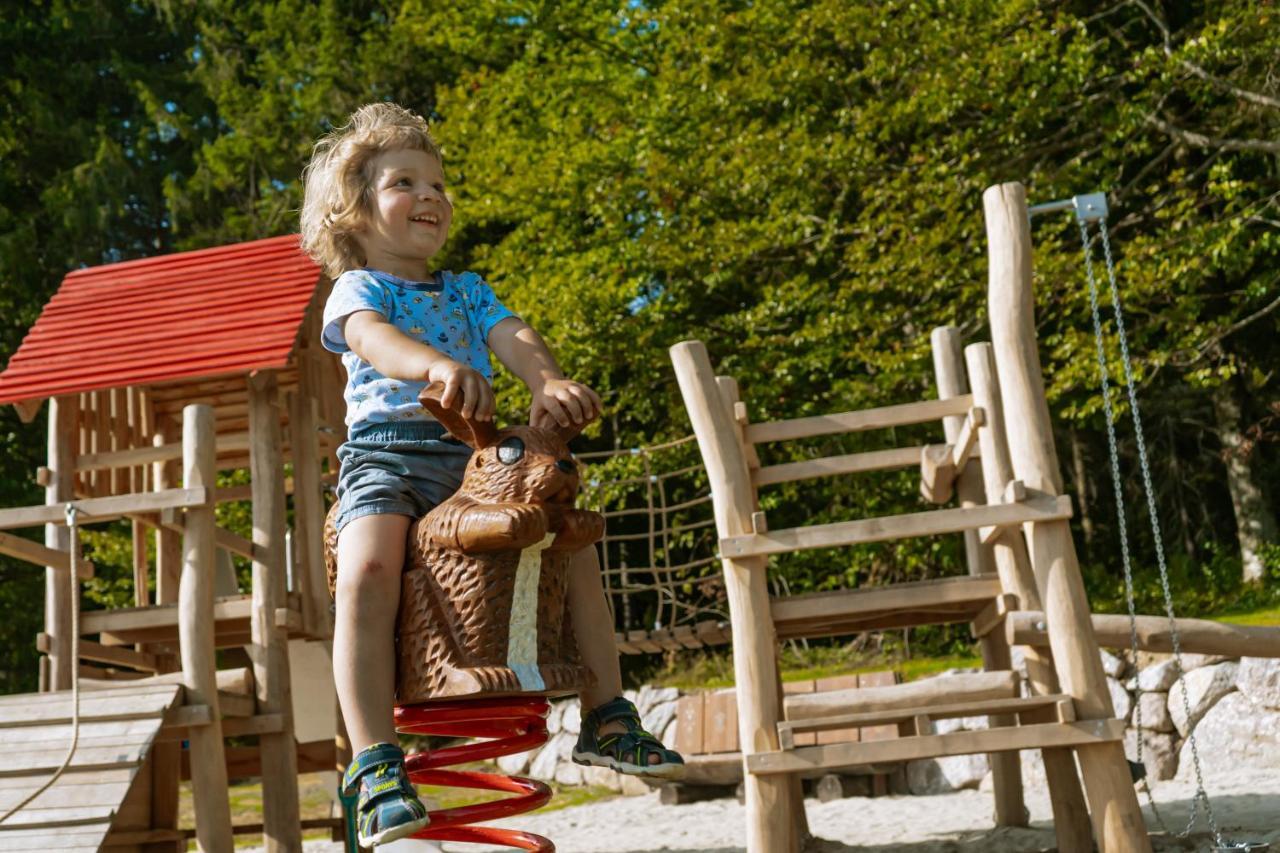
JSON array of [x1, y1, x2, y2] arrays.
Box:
[[2, 1, 1278, 694]]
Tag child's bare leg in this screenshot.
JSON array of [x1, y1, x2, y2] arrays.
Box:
[[566, 544, 624, 708], [567, 545, 679, 771], [333, 513, 411, 753]]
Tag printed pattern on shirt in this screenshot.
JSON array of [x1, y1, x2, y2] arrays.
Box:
[[321, 269, 517, 428]]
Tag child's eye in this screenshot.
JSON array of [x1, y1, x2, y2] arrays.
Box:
[[395, 178, 412, 187]]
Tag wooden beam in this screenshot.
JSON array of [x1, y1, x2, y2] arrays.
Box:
[[38, 633, 157, 671], [784, 670, 1019, 721], [44, 395, 78, 692], [248, 370, 303, 850], [720, 493, 1073, 558], [0, 488, 209, 531], [177, 404, 233, 850], [986, 181, 1151, 853], [753, 446, 921, 487], [672, 341, 793, 853], [1008, 610, 1280, 658], [0, 530, 94, 578], [779, 694, 1071, 741], [745, 396, 973, 444], [748, 719, 1124, 775], [918, 443, 956, 504]]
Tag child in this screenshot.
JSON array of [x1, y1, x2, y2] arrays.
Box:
[[301, 103, 682, 848]]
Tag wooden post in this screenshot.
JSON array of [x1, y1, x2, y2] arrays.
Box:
[[984, 182, 1151, 852], [249, 372, 303, 851], [179, 404, 233, 852], [966, 341, 1093, 852], [154, 429, 183, 605], [930, 327, 1026, 828], [44, 395, 77, 691], [671, 341, 794, 853], [288, 374, 330, 638]]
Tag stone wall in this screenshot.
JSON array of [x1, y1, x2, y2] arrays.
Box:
[[515, 655, 1280, 797]]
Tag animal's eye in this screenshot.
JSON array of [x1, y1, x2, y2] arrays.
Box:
[[496, 437, 525, 465]]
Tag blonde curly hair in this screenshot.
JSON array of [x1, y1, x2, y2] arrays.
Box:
[[300, 103, 443, 278]]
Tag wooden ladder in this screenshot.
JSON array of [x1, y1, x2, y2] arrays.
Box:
[[669, 181, 1151, 853]]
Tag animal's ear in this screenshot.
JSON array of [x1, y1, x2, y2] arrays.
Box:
[[420, 382, 498, 450], [532, 412, 588, 445]]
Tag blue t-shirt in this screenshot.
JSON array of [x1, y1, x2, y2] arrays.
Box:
[[321, 268, 517, 429]]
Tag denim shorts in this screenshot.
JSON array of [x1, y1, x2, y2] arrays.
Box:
[[332, 420, 473, 534]]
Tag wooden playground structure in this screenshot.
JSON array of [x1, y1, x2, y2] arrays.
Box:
[[670, 182, 1280, 853], [0, 185, 1276, 853], [0, 236, 348, 851]]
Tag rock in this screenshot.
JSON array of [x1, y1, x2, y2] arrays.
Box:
[[1168, 662, 1238, 736], [581, 764, 623, 792], [561, 700, 581, 735], [1107, 677, 1133, 723], [1019, 749, 1047, 789], [1132, 691, 1174, 733], [933, 715, 989, 735], [618, 772, 652, 796], [1178, 653, 1229, 672], [545, 700, 566, 735], [1100, 649, 1126, 678], [906, 754, 989, 794], [1010, 646, 1029, 682], [553, 761, 583, 786], [1175, 692, 1280, 780], [635, 685, 654, 715], [1237, 657, 1280, 710], [1124, 728, 1179, 781], [650, 686, 679, 704], [496, 748, 531, 776], [661, 717, 678, 749], [528, 731, 574, 780], [1135, 659, 1181, 692], [642, 699, 677, 741]]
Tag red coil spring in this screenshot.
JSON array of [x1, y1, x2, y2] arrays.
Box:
[[395, 697, 555, 852]]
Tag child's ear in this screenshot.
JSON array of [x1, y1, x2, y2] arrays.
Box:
[[420, 382, 498, 450]]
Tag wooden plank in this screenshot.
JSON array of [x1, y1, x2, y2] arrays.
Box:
[[721, 494, 1073, 558], [784, 670, 1019, 722], [970, 593, 1017, 639], [752, 446, 921, 488], [80, 594, 253, 635], [812, 675, 860, 745], [1007, 610, 1280, 658], [772, 576, 1002, 628], [0, 746, 147, 777], [918, 443, 955, 504], [745, 396, 974, 444], [0, 717, 164, 747], [779, 694, 1071, 739], [780, 681, 816, 747], [0, 489, 209, 531], [0, 686, 180, 725], [748, 719, 1124, 775], [674, 693, 705, 756], [854, 670, 900, 743], [0, 768, 132, 791], [704, 690, 739, 754], [949, 407, 985, 472], [36, 634, 156, 672], [0, 531, 93, 579]]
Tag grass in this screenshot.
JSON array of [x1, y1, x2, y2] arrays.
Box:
[[1210, 603, 1280, 626], [179, 768, 618, 850]]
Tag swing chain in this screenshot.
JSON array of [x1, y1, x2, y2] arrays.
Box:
[[1078, 216, 1239, 849]]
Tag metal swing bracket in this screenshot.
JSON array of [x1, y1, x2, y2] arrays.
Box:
[[1027, 191, 1108, 223]]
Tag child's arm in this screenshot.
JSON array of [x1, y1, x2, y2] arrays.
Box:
[[344, 310, 496, 420], [486, 317, 602, 429]]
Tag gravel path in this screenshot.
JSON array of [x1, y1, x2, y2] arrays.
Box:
[[260, 767, 1278, 852]]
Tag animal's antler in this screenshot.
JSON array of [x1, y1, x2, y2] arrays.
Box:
[[420, 382, 499, 449]]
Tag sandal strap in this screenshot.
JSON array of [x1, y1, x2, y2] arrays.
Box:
[[596, 728, 682, 767], [583, 696, 644, 732], [342, 742, 407, 797]]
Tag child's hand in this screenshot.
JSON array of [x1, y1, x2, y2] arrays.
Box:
[[428, 359, 496, 421], [530, 378, 602, 430]]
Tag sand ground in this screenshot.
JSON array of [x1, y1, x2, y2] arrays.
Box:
[[266, 766, 1278, 853]]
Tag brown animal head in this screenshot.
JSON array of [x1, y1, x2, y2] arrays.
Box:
[[421, 382, 584, 514]]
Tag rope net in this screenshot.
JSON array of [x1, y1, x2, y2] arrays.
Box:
[[577, 436, 734, 649]]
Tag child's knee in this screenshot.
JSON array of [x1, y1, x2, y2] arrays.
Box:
[[337, 554, 404, 592]]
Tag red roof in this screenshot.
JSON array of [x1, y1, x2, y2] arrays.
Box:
[[0, 234, 323, 405]]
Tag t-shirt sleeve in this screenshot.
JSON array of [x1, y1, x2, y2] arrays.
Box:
[[460, 273, 518, 344], [322, 270, 393, 353]]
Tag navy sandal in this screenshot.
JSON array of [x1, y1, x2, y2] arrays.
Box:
[[573, 696, 685, 780], [343, 742, 431, 847]]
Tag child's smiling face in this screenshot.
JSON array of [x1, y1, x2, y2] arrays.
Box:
[[355, 147, 453, 279]]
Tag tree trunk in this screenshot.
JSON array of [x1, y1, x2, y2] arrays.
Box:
[[1211, 382, 1277, 583], [1068, 428, 1095, 552]]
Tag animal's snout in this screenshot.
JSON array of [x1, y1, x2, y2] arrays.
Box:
[[556, 459, 575, 474]]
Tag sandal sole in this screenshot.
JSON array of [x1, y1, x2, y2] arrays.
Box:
[[362, 814, 432, 848], [572, 749, 686, 781]]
